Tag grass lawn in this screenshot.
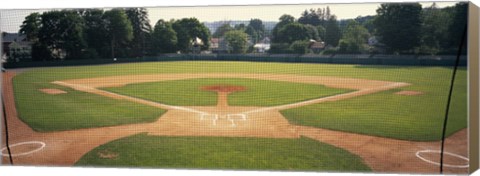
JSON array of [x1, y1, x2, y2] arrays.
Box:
[[12, 61, 467, 140], [12, 79, 166, 132], [280, 66, 467, 141], [102, 78, 351, 106], [75, 134, 371, 171]]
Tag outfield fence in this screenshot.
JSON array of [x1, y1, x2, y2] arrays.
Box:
[[2, 54, 467, 68]]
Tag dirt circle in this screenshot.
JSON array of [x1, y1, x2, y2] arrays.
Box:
[[201, 85, 246, 93], [415, 150, 469, 168], [39, 88, 67, 95], [1, 141, 46, 157]]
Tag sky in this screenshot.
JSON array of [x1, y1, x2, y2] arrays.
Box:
[[0, 1, 458, 33], [147, 2, 456, 23]]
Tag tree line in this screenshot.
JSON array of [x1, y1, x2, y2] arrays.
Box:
[[19, 8, 211, 61], [17, 3, 468, 61], [269, 2, 468, 55]]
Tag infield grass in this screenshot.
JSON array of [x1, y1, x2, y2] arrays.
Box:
[[12, 61, 467, 140], [75, 134, 371, 171], [102, 78, 351, 106], [12, 79, 166, 132]]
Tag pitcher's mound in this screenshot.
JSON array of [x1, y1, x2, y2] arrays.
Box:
[[40, 88, 67, 95], [395, 91, 423, 96], [201, 85, 246, 93]]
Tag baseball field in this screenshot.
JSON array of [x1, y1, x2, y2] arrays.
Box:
[[1, 61, 468, 173]]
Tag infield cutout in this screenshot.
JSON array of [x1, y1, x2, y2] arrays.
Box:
[[415, 150, 469, 168], [1, 141, 46, 157], [39, 88, 67, 95]]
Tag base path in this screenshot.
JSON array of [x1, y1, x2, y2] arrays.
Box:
[[2, 72, 468, 174]]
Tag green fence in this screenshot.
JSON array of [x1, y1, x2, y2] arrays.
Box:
[[2, 54, 467, 68]]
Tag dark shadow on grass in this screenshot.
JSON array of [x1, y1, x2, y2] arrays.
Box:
[[354, 65, 465, 70], [353, 65, 417, 69]]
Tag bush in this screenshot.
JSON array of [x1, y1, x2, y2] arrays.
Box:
[[269, 43, 291, 54], [338, 39, 362, 54], [289, 40, 310, 54], [321, 48, 338, 55], [81, 48, 100, 59], [31, 43, 53, 61]]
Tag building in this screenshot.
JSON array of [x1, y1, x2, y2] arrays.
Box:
[[1, 32, 32, 62], [309, 39, 325, 54], [253, 37, 271, 53], [210, 37, 229, 54]]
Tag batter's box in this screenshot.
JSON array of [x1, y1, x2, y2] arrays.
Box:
[[200, 114, 219, 125], [227, 114, 247, 127]]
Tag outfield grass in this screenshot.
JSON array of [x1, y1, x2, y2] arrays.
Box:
[[12, 61, 467, 140], [75, 134, 371, 171], [103, 78, 351, 106]]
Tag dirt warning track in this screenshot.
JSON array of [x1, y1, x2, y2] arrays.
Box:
[[2, 72, 468, 174]]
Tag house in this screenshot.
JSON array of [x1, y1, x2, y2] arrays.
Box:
[[253, 43, 270, 53], [191, 37, 204, 54], [309, 39, 325, 54], [2, 32, 32, 62], [253, 37, 271, 53], [210, 37, 229, 54], [368, 36, 386, 54]]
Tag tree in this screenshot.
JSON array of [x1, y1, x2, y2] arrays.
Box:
[[374, 3, 422, 53], [272, 14, 295, 42], [304, 24, 320, 41], [245, 26, 258, 43], [103, 9, 133, 58], [298, 9, 321, 26], [446, 2, 468, 52], [212, 23, 233, 37], [276, 23, 310, 43], [38, 10, 86, 60], [419, 3, 451, 55], [172, 18, 211, 52], [224, 30, 248, 54], [338, 20, 370, 53], [82, 9, 109, 58], [298, 7, 333, 27], [324, 15, 341, 47], [316, 25, 326, 41], [151, 19, 177, 54], [247, 18, 265, 41], [234, 24, 246, 31], [355, 15, 375, 34], [19, 12, 41, 42], [125, 8, 152, 57]]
